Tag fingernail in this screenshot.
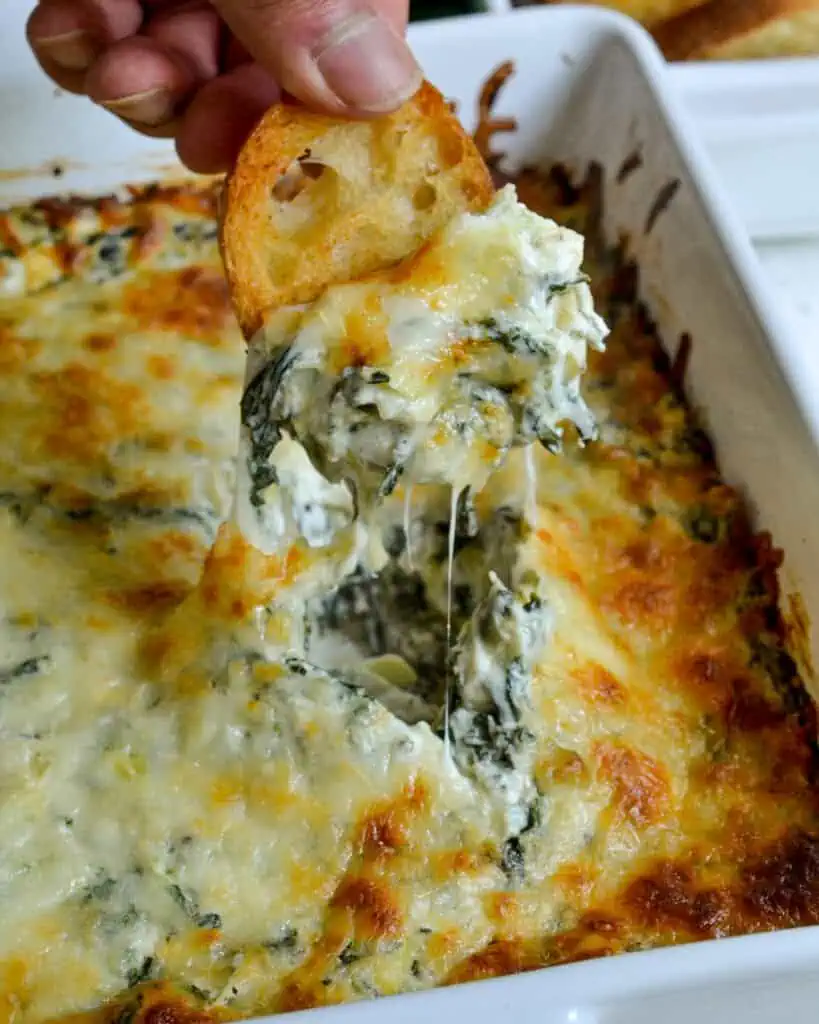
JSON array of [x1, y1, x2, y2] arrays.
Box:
[[33, 30, 99, 71], [314, 13, 422, 113], [100, 88, 175, 127]]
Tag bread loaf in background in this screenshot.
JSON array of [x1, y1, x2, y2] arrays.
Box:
[[538, 0, 819, 59], [653, 0, 819, 59], [543, 0, 700, 27]]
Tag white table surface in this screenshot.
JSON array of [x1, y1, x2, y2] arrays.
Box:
[[668, 60, 819, 351], [754, 240, 819, 346]]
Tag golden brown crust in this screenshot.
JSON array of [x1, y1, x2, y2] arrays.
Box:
[[219, 82, 494, 338], [542, 0, 704, 29], [653, 0, 819, 60]]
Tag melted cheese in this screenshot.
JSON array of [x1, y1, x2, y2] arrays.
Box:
[[0, 174, 815, 1024], [229, 185, 610, 856], [236, 185, 607, 548]]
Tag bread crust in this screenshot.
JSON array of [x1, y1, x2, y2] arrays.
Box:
[[543, 0, 704, 28], [653, 0, 819, 59], [220, 82, 494, 339]]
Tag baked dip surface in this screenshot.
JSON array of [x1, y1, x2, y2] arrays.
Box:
[[0, 167, 815, 1024]]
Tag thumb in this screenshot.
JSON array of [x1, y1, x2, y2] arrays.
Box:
[[210, 0, 422, 116]]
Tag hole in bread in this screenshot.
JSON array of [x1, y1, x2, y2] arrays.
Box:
[[300, 159, 325, 181], [272, 169, 304, 202], [412, 183, 438, 212], [272, 153, 327, 202]]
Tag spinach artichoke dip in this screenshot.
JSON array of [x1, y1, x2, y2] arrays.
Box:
[[0, 163, 816, 1024]]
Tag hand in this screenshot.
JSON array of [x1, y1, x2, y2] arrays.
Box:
[[26, 0, 421, 174]]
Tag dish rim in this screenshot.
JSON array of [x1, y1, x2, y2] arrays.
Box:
[[2, 6, 819, 1021]]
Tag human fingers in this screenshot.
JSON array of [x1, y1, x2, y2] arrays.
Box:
[[209, 0, 420, 117], [83, 34, 196, 131], [143, 1, 223, 79], [175, 61, 281, 173], [26, 0, 143, 94]]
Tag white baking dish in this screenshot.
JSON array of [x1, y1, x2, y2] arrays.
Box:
[[436, 0, 819, 242], [2, 5, 819, 1022]]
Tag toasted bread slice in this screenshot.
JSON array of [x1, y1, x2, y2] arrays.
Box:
[[653, 0, 819, 59], [220, 81, 494, 339]]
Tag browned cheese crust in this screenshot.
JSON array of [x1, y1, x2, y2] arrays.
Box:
[[653, 0, 819, 59], [532, 0, 819, 59]]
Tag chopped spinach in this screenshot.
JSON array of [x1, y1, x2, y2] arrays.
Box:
[[429, 488, 480, 563], [263, 925, 299, 953], [113, 905, 140, 930], [167, 882, 221, 929], [172, 221, 218, 245], [125, 956, 156, 988], [61, 500, 219, 540], [338, 942, 365, 965], [197, 912, 222, 929], [500, 800, 544, 886], [537, 427, 561, 454], [0, 491, 30, 524], [0, 656, 50, 686], [500, 836, 525, 885], [314, 564, 448, 701], [674, 424, 714, 462], [379, 460, 405, 499], [76, 226, 141, 283], [240, 345, 299, 507], [168, 883, 198, 917], [82, 874, 117, 905], [448, 575, 551, 845], [475, 289, 586, 356], [457, 317, 600, 450], [752, 641, 805, 715], [185, 984, 212, 1002], [350, 977, 380, 998], [383, 524, 407, 558], [453, 583, 473, 618], [685, 507, 723, 545], [476, 319, 541, 358]]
